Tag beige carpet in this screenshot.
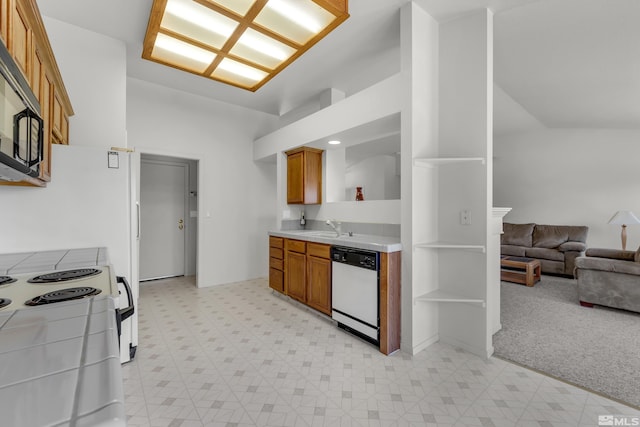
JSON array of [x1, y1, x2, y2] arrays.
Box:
[[493, 275, 640, 409]]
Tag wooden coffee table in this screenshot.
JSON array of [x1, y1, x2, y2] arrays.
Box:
[[500, 256, 541, 287]]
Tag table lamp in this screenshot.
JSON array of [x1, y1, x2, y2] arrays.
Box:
[[608, 210, 640, 250]]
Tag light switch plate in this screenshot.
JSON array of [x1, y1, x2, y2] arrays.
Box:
[[460, 209, 471, 225], [107, 151, 119, 169]]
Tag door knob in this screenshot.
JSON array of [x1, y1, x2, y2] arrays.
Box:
[[178, 219, 184, 230]]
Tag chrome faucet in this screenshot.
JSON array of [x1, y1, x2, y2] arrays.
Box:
[[325, 219, 342, 237]]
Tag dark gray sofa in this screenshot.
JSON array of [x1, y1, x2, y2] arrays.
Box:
[[501, 223, 589, 276], [575, 248, 640, 313]]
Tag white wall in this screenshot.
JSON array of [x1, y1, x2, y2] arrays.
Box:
[[1, 17, 280, 286], [0, 145, 131, 277], [345, 155, 400, 201], [127, 78, 278, 286], [400, 2, 439, 354], [0, 19, 130, 277], [255, 74, 403, 227], [494, 129, 640, 251], [42, 17, 127, 149]]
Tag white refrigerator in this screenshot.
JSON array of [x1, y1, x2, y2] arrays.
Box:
[[0, 144, 139, 362]]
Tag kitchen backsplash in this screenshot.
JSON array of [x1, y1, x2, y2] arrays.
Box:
[[281, 219, 400, 238]]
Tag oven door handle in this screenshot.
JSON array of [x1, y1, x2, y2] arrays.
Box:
[[116, 276, 135, 321]]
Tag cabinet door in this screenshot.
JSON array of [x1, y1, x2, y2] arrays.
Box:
[[286, 251, 306, 302], [11, 0, 30, 80], [51, 89, 62, 143], [1, 0, 9, 48], [37, 54, 52, 181], [287, 151, 304, 204], [306, 255, 331, 315], [269, 267, 284, 293]]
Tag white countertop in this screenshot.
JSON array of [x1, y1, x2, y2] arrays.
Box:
[[0, 247, 109, 275], [0, 295, 126, 426], [269, 230, 402, 252]]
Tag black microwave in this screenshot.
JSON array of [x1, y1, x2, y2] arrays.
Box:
[[0, 41, 43, 182]]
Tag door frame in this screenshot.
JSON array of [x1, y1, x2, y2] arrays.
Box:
[[140, 157, 190, 280], [131, 146, 203, 287]]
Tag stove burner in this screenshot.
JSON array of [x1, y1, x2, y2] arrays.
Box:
[[0, 276, 17, 286], [25, 287, 102, 306], [0, 298, 11, 309], [28, 268, 101, 284]]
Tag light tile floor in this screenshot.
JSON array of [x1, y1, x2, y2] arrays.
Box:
[[122, 276, 640, 427]]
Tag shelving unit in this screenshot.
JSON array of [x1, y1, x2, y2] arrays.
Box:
[[413, 157, 485, 168], [414, 242, 486, 252], [411, 155, 491, 356], [414, 289, 486, 307], [402, 6, 493, 358]]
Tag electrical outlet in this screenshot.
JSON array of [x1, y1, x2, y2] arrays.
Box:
[[460, 209, 471, 225]]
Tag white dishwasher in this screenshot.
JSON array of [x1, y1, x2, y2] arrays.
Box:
[[331, 246, 380, 346]]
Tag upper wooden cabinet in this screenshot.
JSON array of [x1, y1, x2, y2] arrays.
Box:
[[11, 1, 29, 78], [0, 0, 73, 186], [285, 147, 323, 205], [1, 0, 8, 43]]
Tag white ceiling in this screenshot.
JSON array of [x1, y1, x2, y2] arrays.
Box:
[[35, 0, 640, 131]]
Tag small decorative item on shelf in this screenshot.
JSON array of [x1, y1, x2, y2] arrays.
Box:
[[355, 187, 364, 201]]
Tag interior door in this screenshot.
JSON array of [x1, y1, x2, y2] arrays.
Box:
[[139, 159, 187, 280]]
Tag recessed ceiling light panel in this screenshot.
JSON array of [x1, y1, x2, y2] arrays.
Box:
[[255, 0, 336, 44], [231, 28, 296, 69], [152, 33, 217, 72], [210, 0, 257, 16], [143, 0, 349, 91], [160, 0, 238, 49]]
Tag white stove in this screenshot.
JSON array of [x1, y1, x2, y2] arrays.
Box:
[[0, 248, 137, 363], [0, 248, 131, 426], [0, 266, 119, 312]]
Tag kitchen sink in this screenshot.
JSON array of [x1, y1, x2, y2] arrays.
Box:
[[302, 231, 342, 238]]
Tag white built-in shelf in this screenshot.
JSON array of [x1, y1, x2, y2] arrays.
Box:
[[414, 289, 486, 307], [413, 157, 486, 168], [414, 242, 486, 253]]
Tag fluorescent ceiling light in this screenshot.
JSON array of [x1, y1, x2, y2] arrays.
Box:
[[265, 0, 324, 33], [328, 140, 341, 145], [238, 30, 289, 61], [142, 0, 349, 91], [165, 0, 235, 38], [154, 33, 215, 65], [217, 58, 266, 82]]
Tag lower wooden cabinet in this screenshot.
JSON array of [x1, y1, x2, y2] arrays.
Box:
[[273, 238, 332, 316], [268, 237, 284, 293], [306, 252, 331, 315], [286, 250, 306, 302], [268, 235, 401, 355]]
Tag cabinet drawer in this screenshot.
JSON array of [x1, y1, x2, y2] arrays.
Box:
[[307, 242, 331, 259], [269, 236, 283, 249], [286, 239, 306, 253], [269, 257, 284, 270], [269, 247, 283, 260]]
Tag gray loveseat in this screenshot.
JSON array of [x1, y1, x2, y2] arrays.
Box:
[[501, 223, 589, 276], [575, 248, 640, 313]]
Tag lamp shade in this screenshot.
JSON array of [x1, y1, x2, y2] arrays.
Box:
[[608, 210, 640, 225]]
